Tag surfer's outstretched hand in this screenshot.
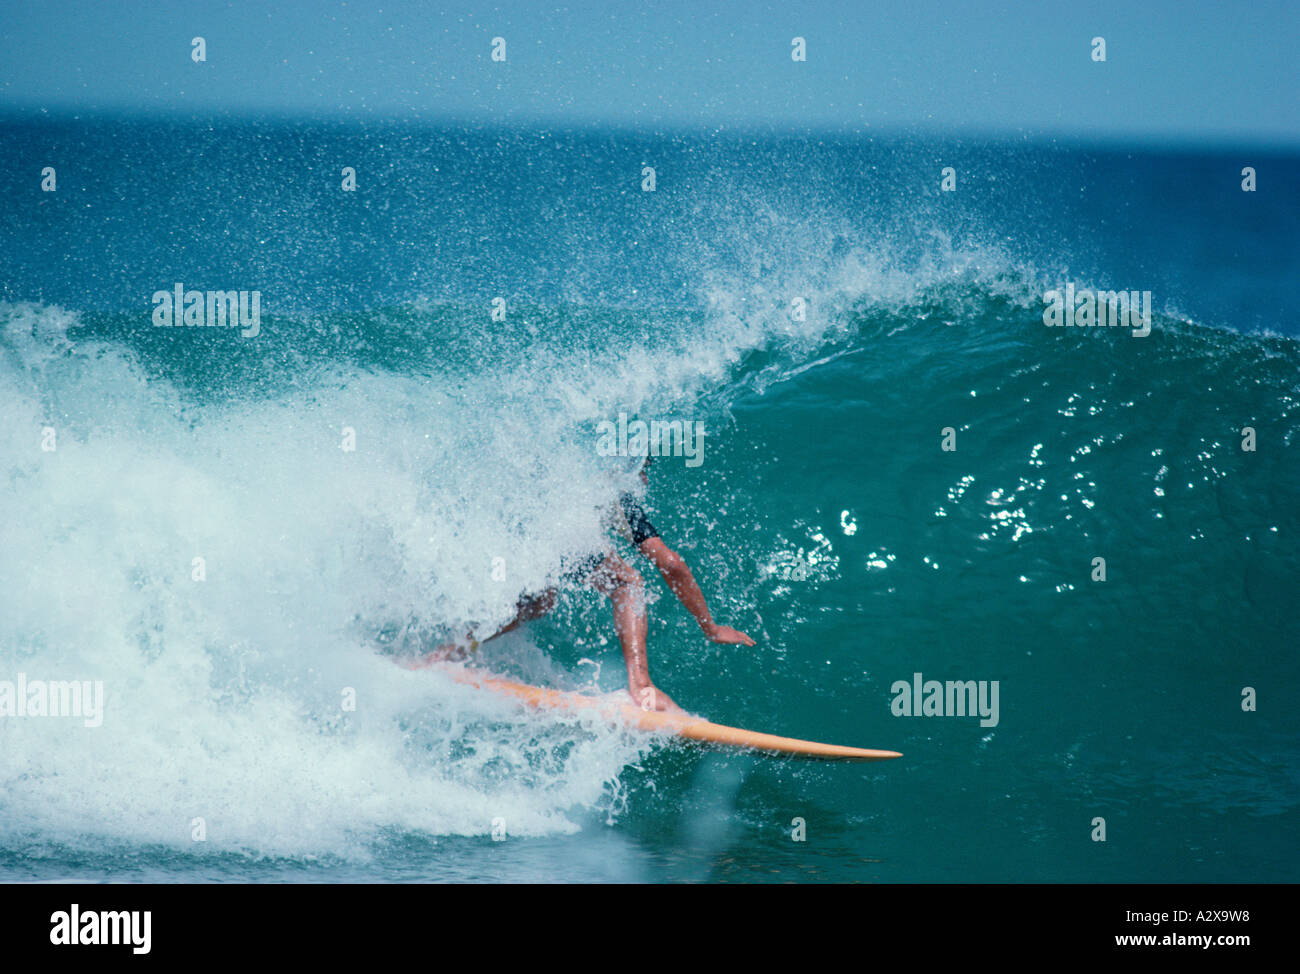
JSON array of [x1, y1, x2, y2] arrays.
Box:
[[704, 623, 755, 646], [633, 685, 686, 715]]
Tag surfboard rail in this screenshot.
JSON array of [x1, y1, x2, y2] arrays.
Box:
[[441, 666, 901, 762]]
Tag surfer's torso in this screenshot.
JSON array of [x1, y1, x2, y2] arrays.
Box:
[[561, 491, 660, 584]]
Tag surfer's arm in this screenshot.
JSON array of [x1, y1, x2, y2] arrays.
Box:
[[407, 590, 558, 667], [638, 537, 755, 646]]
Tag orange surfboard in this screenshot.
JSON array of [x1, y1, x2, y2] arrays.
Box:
[[442, 666, 902, 762]]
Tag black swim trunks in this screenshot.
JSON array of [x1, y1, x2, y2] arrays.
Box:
[[557, 493, 660, 585], [618, 491, 660, 545]]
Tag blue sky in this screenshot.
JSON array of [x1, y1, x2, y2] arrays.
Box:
[[1, 0, 1296, 144]]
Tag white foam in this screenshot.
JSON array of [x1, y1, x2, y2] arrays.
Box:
[[0, 302, 653, 857]]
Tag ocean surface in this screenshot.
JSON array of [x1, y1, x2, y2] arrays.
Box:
[[1, 116, 1296, 882]]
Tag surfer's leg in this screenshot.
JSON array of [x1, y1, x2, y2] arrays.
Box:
[[587, 553, 682, 714]]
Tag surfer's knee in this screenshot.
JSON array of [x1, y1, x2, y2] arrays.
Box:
[[592, 554, 642, 598], [611, 564, 643, 598], [615, 559, 643, 592]]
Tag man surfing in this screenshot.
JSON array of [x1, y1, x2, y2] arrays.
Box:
[[410, 455, 754, 714]]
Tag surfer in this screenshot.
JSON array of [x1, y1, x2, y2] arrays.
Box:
[[417, 455, 754, 715], [612, 455, 755, 648]]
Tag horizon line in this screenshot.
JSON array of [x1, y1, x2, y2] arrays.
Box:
[[2, 102, 1297, 155]]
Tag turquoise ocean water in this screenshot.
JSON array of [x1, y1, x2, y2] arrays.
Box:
[[1, 118, 1296, 881]]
